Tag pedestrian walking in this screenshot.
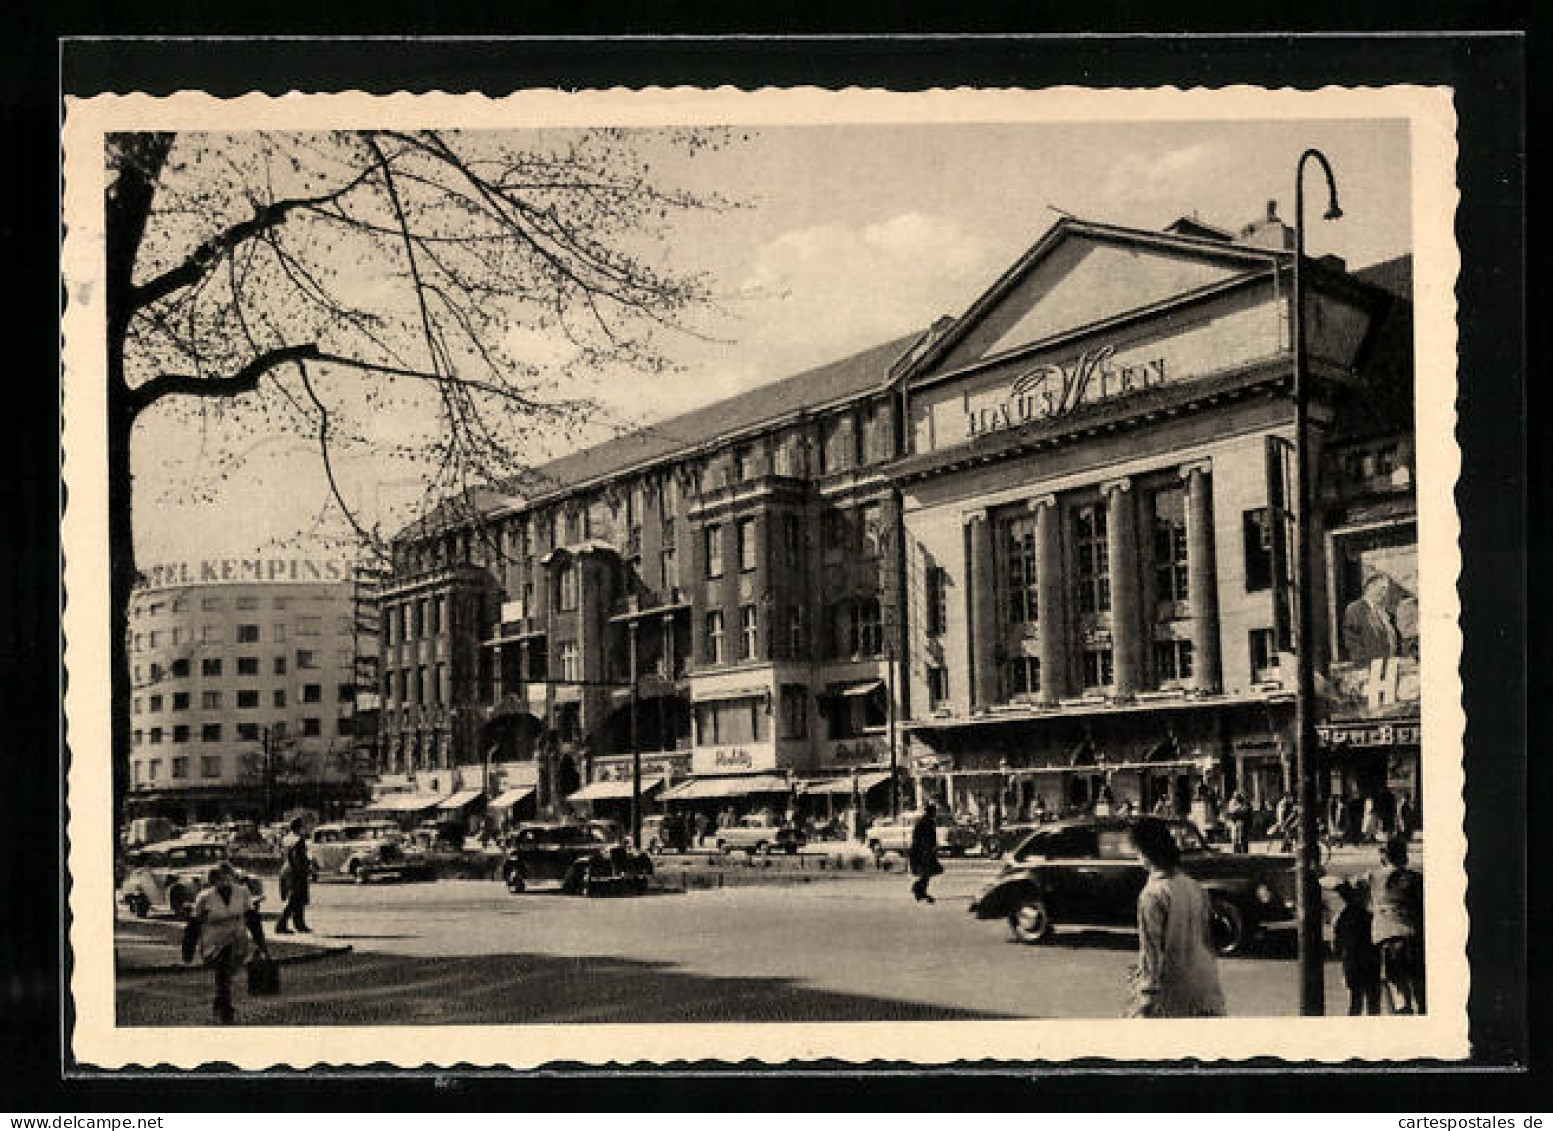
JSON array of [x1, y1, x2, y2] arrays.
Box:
[[1397, 792, 1417, 841], [1125, 817, 1226, 1018], [908, 802, 943, 904], [1224, 790, 1251, 854], [187, 863, 269, 1024], [275, 817, 312, 934], [1361, 794, 1380, 842], [1332, 880, 1383, 1015], [1369, 838, 1425, 1014]]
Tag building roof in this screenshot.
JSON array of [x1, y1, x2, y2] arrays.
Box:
[[1352, 254, 1412, 301], [497, 329, 925, 505]]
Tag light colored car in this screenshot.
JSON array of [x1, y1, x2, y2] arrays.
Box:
[[865, 812, 980, 859], [120, 838, 263, 918], [714, 815, 804, 855], [310, 820, 420, 882]]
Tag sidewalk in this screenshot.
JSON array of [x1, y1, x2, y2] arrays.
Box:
[[115, 915, 352, 975]]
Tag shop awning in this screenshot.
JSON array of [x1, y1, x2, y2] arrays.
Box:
[[660, 774, 790, 802], [366, 792, 449, 813], [488, 786, 536, 812], [568, 776, 666, 803], [691, 687, 767, 705], [828, 679, 884, 699], [437, 789, 487, 814], [800, 772, 891, 796]]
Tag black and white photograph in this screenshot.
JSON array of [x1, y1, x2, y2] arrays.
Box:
[[59, 83, 1469, 1068]]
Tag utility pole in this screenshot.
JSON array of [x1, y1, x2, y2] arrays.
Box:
[[1292, 148, 1343, 1016]]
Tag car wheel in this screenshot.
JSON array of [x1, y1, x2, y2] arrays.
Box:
[[754, 841, 769, 857], [128, 892, 149, 918], [868, 840, 883, 859], [1008, 893, 1055, 945], [168, 885, 193, 917], [350, 860, 368, 885], [715, 839, 727, 853], [648, 839, 662, 855], [1209, 896, 1248, 956], [785, 842, 799, 855], [505, 869, 526, 894]]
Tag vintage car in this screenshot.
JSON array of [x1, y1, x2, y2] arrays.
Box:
[[968, 816, 1299, 955], [309, 820, 430, 883], [865, 811, 981, 859], [714, 815, 805, 855], [501, 822, 653, 895], [119, 838, 265, 918]]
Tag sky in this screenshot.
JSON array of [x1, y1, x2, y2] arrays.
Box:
[[130, 117, 1413, 567]]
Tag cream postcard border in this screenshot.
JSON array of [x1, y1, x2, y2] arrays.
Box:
[[61, 84, 1465, 1069]]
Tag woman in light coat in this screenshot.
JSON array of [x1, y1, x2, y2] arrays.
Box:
[[1127, 817, 1227, 1018]]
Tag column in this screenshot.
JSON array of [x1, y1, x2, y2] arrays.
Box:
[[1183, 460, 1223, 692], [966, 510, 998, 711], [1103, 477, 1142, 696], [1032, 494, 1065, 705]]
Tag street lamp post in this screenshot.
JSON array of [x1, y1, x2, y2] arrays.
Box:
[[1292, 147, 1342, 1017]]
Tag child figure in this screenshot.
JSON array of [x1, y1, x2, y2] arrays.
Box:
[[1332, 880, 1383, 1015]]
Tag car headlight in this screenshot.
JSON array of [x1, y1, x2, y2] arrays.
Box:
[[1255, 883, 1275, 904]]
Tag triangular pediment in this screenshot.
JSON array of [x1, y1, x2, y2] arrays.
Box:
[[932, 226, 1277, 375]]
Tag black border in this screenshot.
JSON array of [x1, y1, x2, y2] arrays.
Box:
[[12, 28, 1538, 1110]]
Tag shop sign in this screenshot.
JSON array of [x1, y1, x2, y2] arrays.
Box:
[[964, 345, 1168, 439], [691, 743, 777, 776], [831, 739, 886, 765], [1318, 721, 1421, 748]]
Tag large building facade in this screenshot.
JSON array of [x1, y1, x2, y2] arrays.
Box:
[[376, 208, 1418, 831], [126, 558, 378, 823]]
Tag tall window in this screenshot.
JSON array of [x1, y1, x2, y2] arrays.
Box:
[[705, 610, 726, 664], [1154, 639, 1195, 683], [1074, 504, 1111, 614], [1005, 655, 1041, 698], [779, 684, 808, 740], [782, 514, 801, 567], [1152, 487, 1190, 602], [558, 643, 578, 682], [925, 564, 949, 636], [1243, 508, 1275, 592], [705, 524, 724, 578], [737, 517, 758, 572], [859, 503, 883, 558], [730, 447, 747, 484], [927, 665, 950, 707], [833, 598, 883, 658], [1003, 516, 1040, 624], [1248, 628, 1278, 682], [784, 606, 805, 658], [558, 563, 579, 611], [1081, 647, 1115, 690], [660, 546, 677, 593], [739, 604, 759, 660]]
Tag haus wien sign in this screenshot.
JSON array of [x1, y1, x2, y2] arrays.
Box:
[[964, 345, 1167, 438]]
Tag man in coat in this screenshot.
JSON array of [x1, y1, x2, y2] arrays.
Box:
[[275, 817, 312, 934], [908, 801, 943, 904]]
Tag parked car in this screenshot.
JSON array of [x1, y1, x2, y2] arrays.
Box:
[[310, 820, 430, 883], [119, 838, 264, 918], [501, 822, 653, 895], [968, 816, 1298, 955], [409, 819, 468, 852], [981, 820, 1046, 859], [714, 815, 805, 855], [865, 811, 980, 859], [124, 816, 177, 848]]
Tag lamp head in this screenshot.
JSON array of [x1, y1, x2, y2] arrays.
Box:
[[1324, 203, 1344, 221]]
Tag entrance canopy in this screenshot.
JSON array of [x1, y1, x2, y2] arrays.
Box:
[[827, 679, 884, 699], [800, 772, 891, 796], [488, 786, 535, 812], [568, 777, 666, 804], [660, 774, 790, 802]]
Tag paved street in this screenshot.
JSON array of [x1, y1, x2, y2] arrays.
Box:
[[117, 861, 1348, 1025]]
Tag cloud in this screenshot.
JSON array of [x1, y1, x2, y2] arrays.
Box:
[[1099, 143, 1217, 203]]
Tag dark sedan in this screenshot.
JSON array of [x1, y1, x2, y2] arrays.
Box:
[[501, 822, 653, 895], [969, 816, 1298, 955]]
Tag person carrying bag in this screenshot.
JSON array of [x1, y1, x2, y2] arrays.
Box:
[[185, 863, 270, 1024]]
